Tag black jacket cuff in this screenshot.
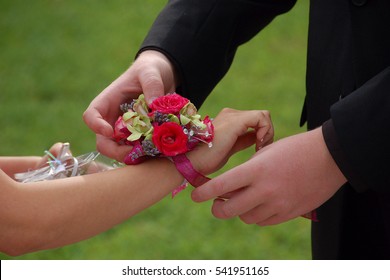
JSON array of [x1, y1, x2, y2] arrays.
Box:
[[322, 119, 369, 192]]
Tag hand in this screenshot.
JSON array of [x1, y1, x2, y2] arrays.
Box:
[[0, 142, 68, 178], [191, 127, 347, 226], [187, 108, 274, 176], [83, 50, 178, 161], [35, 142, 66, 168]]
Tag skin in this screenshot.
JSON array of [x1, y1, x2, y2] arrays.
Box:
[[83, 50, 178, 161], [83, 50, 347, 229], [0, 143, 64, 177], [0, 109, 273, 256], [192, 127, 347, 226]]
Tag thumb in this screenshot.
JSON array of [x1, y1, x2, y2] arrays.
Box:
[[139, 71, 165, 105]]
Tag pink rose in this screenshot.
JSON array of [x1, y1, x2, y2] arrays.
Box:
[[150, 93, 189, 115], [113, 116, 130, 143], [152, 122, 188, 156]]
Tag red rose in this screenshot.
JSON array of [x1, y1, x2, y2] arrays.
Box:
[[150, 93, 189, 115], [152, 122, 188, 156]]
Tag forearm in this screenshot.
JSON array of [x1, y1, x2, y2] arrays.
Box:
[[1, 158, 183, 256], [0, 108, 268, 255], [0, 156, 41, 177]]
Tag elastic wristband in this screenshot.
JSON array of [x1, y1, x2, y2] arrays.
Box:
[[171, 154, 210, 187]]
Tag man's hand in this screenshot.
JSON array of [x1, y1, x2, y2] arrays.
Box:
[[83, 50, 177, 161], [192, 127, 347, 226]]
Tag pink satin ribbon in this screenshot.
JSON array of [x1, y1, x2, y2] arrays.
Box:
[[171, 154, 210, 187], [171, 154, 318, 221]]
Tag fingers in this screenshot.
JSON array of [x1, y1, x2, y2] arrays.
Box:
[[215, 109, 274, 150], [138, 69, 165, 105], [95, 134, 133, 162], [48, 142, 66, 157], [208, 171, 278, 219], [36, 142, 65, 168], [196, 173, 271, 220], [136, 50, 177, 105], [211, 196, 293, 226], [210, 187, 266, 219], [255, 111, 274, 150], [196, 177, 286, 225], [83, 50, 177, 164], [191, 108, 274, 204], [192, 161, 254, 202], [239, 204, 277, 225], [83, 105, 114, 137], [83, 85, 124, 137]]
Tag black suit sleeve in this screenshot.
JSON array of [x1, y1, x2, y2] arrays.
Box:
[[323, 66, 390, 193], [138, 0, 297, 107]]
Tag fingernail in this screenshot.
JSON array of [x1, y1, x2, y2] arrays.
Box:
[[147, 96, 157, 105]]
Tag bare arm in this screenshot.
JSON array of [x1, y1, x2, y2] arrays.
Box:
[[0, 108, 273, 256], [0, 157, 41, 177], [0, 143, 64, 178], [0, 158, 182, 256]]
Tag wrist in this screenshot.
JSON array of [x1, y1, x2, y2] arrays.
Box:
[[171, 153, 210, 188], [185, 150, 204, 175]]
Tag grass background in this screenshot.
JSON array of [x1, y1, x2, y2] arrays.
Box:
[[0, 0, 310, 259]]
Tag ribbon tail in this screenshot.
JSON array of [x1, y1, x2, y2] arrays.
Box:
[[171, 154, 210, 187], [171, 181, 188, 198], [301, 210, 318, 222]]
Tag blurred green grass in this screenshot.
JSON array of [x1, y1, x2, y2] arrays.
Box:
[[0, 0, 310, 259]]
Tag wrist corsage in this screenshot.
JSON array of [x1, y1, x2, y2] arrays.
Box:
[[113, 93, 213, 196]]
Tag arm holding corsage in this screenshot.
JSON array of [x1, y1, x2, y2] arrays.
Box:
[[0, 108, 273, 256], [113, 93, 273, 194]]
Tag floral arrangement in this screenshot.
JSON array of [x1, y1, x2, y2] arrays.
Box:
[[113, 93, 214, 165]]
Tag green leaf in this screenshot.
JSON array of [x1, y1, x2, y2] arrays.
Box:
[[168, 114, 180, 124], [127, 131, 142, 141], [123, 111, 138, 121], [180, 114, 191, 125], [191, 119, 206, 129]]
